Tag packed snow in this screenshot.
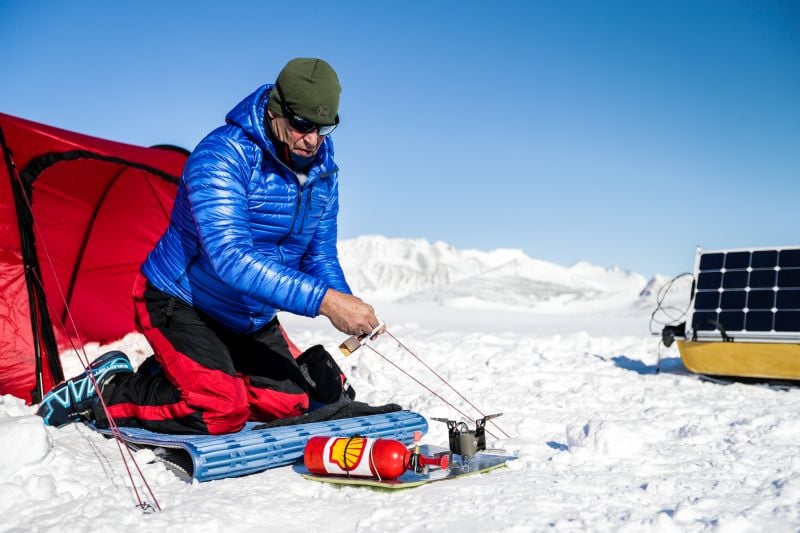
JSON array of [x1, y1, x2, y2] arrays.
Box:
[[3, 236, 800, 532]]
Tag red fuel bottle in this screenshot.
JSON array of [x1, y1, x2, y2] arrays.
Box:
[[304, 436, 447, 480]]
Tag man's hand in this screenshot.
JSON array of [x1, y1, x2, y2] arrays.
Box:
[[319, 289, 384, 338]]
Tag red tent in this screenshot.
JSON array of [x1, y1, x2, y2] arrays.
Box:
[[0, 113, 187, 404]]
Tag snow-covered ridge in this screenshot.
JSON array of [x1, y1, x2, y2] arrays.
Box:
[[338, 235, 664, 313]]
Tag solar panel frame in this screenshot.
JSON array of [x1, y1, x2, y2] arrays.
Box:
[[688, 245, 800, 343]]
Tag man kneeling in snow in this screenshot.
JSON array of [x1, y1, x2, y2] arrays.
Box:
[[38, 58, 394, 434]]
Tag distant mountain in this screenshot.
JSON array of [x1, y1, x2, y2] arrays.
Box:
[[338, 236, 675, 314], [633, 272, 694, 319]]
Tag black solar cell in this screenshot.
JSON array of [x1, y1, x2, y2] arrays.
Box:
[[778, 269, 800, 288], [721, 290, 746, 309], [779, 249, 800, 268], [776, 290, 800, 309], [751, 250, 778, 268], [692, 311, 719, 331], [699, 253, 724, 270], [749, 269, 776, 288], [694, 291, 720, 310], [747, 290, 775, 310], [722, 271, 748, 289], [775, 311, 800, 331], [724, 251, 750, 269], [745, 311, 773, 331], [719, 311, 745, 331], [697, 272, 722, 290]]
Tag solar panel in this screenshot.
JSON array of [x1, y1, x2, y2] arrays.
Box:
[[689, 246, 800, 342]]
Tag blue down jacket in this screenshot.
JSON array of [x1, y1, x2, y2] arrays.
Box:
[[142, 84, 351, 334]]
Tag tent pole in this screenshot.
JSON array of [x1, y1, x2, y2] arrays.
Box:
[[0, 126, 64, 402]]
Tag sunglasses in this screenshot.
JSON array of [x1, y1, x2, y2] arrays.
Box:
[[274, 83, 339, 136]]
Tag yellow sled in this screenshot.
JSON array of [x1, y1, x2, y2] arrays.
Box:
[[677, 340, 800, 381]]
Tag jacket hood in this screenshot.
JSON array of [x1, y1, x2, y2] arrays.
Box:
[[225, 84, 273, 152], [224, 84, 335, 177]]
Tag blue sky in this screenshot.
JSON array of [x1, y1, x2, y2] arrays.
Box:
[[1, 1, 798, 276]]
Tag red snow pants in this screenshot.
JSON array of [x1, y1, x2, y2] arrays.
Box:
[[98, 275, 310, 434]]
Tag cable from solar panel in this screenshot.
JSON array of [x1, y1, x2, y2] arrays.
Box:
[[649, 272, 695, 336]]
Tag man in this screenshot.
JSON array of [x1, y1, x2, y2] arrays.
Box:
[[38, 58, 386, 434]]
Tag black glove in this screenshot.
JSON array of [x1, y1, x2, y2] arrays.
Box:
[[297, 345, 356, 403]]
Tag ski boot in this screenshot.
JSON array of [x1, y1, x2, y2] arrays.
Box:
[[37, 350, 133, 427]]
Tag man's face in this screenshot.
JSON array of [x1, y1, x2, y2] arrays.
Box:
[[268, 111, 324, 158]]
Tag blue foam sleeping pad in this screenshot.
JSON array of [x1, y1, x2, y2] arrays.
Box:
[[91, 411, 428, 482]]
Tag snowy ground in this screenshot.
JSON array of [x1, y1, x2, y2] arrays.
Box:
[[3, 302, 800, 532]]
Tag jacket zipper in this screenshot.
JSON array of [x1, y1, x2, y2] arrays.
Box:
[[296, 185, 313, 235], [276, 184, 304, 262]]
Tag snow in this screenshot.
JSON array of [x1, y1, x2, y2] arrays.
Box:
[[3, 236, 800, 531]]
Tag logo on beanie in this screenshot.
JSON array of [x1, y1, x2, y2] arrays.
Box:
[[316, 106, 331, 120]]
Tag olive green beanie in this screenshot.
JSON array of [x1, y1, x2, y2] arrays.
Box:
[[267, 58, 341, 125]]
